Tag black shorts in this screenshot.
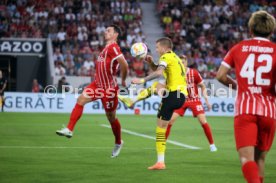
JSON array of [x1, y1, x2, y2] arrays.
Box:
[[0, 91, 4, 97], [157, 91, 185, 121]]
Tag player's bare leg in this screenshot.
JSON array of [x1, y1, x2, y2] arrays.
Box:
[[105, 110, 123, 158], [197, 114, 217, 152], [238, 146, 260, 183], [255, 148, 267, 183], [56, 92, 92, 138], [165, 112, 180, 139], [148, 118, 168, 170]]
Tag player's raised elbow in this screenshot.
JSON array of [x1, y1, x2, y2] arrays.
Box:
[[216, 72, 224, 82], [216, 65, 229, 83], [119, 59, 128, 72]]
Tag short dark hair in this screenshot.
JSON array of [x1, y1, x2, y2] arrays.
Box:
[[156, 37, 173, 49], [109, 24, 122, 38]]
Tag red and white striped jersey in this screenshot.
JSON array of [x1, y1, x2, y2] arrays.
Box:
[[186, 68, 203, 102], [222, 37, 276, 119], [95, 42, 123, 88]]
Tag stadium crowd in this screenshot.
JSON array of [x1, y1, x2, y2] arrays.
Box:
[[0, 0, 148, 78], [157, 0, 276, 78], [1, 0, 275, 79]]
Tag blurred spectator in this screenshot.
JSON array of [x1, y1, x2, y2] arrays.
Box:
[[57, 27, 67, 42], [32, 79, 43, 93], [57, 76, 70, 93], [207, 60, 217, 78], [162, 12, 172, 26], [87, 65, 96, 81], [63, 50, 74, 62], [55, 62, 66, 76], [197, 61, 208, 78], [53, 48, 64, 64], [83, 59, 95, 71], [64, 56, 75, 75]]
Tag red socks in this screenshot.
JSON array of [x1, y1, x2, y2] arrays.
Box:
[[165, 124, 172, 139], [111, 119, 121, 144], [67, 104, 84, 131], [202, 123, 214, 144], [166, 123, 214, 146], [166, 123, 214, 144], [67, 104, 121, 145], [260, 177, 263, 183], [242, 161, 261, 183]]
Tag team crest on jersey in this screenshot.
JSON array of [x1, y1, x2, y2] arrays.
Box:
[[97, 51, 107, 62]]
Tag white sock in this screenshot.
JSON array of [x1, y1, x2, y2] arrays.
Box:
[[157, 154, 165, 162]]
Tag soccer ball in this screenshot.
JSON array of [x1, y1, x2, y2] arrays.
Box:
[[130, 42, 148, 59]]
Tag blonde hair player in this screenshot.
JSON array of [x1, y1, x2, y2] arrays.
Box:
[[119, 55, 217, 152], [131, 37, 187, 170]]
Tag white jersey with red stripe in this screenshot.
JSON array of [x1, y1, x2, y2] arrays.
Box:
[[95, 42, 123, 89], [222, 37, 276, 119], [186, 68, 203, 102]]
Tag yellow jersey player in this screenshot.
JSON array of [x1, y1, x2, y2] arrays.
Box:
[[131, 37, 187, 170], [119, 55, 217, 152]]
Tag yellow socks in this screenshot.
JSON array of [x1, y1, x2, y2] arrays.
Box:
[[136, 81, 158, 102], [156, 126, 166, 162]]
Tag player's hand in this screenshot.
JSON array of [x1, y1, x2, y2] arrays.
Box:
[[131, 78, 145, 85], [144, 55, 153, 64], [121, 80, 126, 87], [206, 102, 212, 111]]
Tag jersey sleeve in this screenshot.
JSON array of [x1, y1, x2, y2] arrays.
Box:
[[158, 55, 170, 68], [222, 45, 237, 69], [194, 70, 203, 84], [109, 44, 123, 60]]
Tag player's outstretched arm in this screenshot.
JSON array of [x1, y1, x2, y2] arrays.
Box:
[[216, 65, 237, 90], [117, 56, 129, 87], [132, 65, 164, 85]]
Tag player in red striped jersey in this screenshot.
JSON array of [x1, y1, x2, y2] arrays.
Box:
[[165, 55, 217, 152], [56, 24, 128, 158], [216, 11, 276, 183]]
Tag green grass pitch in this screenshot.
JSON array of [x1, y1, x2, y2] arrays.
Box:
[[0, 113, 275, 183]]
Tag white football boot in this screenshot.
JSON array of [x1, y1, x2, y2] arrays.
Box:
[[56, 127, 73, 138], [210, 144, 218, 152], [111, 140, 124, 158]]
